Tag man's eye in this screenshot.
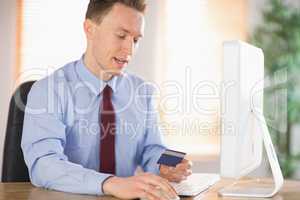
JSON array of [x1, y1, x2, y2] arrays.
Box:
[[134, 38, 139, 44], [117, 34, 126, 39]]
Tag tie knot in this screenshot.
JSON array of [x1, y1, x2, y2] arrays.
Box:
[[103, 85, 113, 98]]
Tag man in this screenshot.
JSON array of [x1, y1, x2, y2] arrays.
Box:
[[21, 0, 192, 199]]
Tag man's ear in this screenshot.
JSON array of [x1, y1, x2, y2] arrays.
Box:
[[84, 19, 96, 40]]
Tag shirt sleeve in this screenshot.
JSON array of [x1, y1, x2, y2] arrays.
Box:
[[139, 85, 167, 175], [21, 78, 113, 195]]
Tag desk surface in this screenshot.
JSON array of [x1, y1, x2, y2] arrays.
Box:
[[0, 179, 299, 200]]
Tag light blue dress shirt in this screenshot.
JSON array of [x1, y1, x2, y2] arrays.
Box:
[[21, 56, 167, 195]]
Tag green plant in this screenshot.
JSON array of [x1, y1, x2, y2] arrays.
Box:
[[251, 0, 300, 178]]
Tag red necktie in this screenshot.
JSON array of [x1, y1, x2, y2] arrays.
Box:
[[99, 85, 116, 174]]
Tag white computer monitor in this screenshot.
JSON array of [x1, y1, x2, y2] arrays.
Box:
[[219, 41, 284, 198]]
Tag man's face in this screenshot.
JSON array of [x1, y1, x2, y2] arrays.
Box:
[[85, 3, 145, 76]]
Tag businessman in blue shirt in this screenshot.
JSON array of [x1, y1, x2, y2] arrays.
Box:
[[21, 0, 192, 199]]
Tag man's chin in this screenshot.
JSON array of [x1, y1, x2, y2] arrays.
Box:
[[109, 69, 125, 76]]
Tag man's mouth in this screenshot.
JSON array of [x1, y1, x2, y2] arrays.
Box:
[[113, 57, 128, 65]]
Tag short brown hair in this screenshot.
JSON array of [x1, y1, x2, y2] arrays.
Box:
[[86, 0, 147, 23]]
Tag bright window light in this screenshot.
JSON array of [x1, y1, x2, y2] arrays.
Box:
[[20, 0, 89, 81]]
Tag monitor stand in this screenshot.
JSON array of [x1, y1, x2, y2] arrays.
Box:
[[218, 114, 284, 198]]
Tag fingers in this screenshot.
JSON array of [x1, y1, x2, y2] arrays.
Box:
[[171, 172, 188, 182], [170, 166, 192, 175], [141, 173, 178, 199], [140, 184, 169, 200], [159, 159, 193, 184], [152, 175, 178, 198], [141, 190, 159, 200], [143, 192, 158, 200], [176, 159, 193, 170], [174, 159, 193, 179], [169, 167, 192, 183], [172, 159, 193, 177], [176, 169, 192, 176]]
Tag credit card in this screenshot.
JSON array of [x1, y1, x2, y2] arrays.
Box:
[[157, 149, 186, 167]]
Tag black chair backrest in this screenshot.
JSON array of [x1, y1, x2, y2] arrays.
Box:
[[2, 81, 35, 182]]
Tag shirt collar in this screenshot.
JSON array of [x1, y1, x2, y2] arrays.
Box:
[[75, 55, 119, 96]]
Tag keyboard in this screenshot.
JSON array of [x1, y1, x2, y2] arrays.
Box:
[[170, 173, 220, 196]]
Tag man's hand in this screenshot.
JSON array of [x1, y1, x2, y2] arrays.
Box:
[[102, 172, 178, 200], [159, 159, 193, 183]]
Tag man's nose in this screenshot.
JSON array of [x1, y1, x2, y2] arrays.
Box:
[[123, 39, 134, 56]]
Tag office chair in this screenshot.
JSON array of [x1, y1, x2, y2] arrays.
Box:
[[2, 81, 35, 182]]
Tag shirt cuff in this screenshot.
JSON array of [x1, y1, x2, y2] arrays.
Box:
[[152, 162, 161, 175], [149, 148, 166, 175], [101, 175, 115, 195], [86, 171, 114, 196]]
